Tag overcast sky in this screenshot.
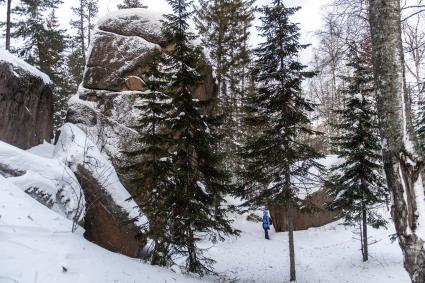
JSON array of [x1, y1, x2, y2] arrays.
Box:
[[2, 0, 333, 63]]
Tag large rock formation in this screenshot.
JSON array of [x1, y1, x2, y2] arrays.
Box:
[[0, 50, 53, 149], [61, 9, 217, 256], [67, 8, 217, 168], [54, 123, 148, 257], [269, 155, 342, 232], [76, 165, 145, 257], [270, 189, 339, 232]]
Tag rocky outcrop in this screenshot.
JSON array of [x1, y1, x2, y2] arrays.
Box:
[[53, 123, 148, 257], [68, 8, 217, 167], [0, 50, 53, 149], [270, 189, 339, 232], [76, 165, 146, 257], [62, 9, 217, 256]]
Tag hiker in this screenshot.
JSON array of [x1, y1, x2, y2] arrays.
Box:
[[262, 209, 272, 240]]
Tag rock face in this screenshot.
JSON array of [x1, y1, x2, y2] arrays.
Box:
[[68, 8, 217, 166], [0, 50, 53, 149], [54, 123, 148, 257], [76, 165, 146, 257], [63, 9, 217, 257], [270, 189, 339, 232]]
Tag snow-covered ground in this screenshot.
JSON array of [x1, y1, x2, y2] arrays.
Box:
[[0, 178, 410, 283], [0, 140, 410, 282], [208, 210, 410, 283]]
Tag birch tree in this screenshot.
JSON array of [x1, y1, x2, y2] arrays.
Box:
[[369, 0, 425, 281]]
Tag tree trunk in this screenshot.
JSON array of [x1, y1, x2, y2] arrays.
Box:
[[287, 201, 296, 282], [187, 227, 198, 273], [362, 201, 368, 262], [6, 0, 11, 51], [369, 0, 425, 282], [80, 0, 86, 63]]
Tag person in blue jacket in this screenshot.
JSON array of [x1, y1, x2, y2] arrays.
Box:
[[262, 209, 272, 240]]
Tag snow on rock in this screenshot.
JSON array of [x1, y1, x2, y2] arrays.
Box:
[[53, 123, 148, 229], [0, 141, 85, 223], [97, 8, 163, 41], [0, 48, 51, 84], [0, 175, 204, 283], [0, 50, 53, 150]]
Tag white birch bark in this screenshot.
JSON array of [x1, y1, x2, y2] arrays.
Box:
[[369, 1, 425, 282]]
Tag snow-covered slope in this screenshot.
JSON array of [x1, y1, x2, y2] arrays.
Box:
[[0, 142, 409, 283], [53, 123, 147, 228], [0, 175, 203, 283], [0, 141, 84, 222]]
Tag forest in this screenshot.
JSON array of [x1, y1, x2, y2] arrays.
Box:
[[0, 0, 425, 282]]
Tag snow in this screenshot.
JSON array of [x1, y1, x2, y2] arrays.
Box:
[[413, 174, 425, 239], [207, 206, 410, 283], [0, 49, 52, 84], [0, 146, 410, 282], [53, 123, 148, 229], [0, 175, 203, 283], [0, 141, 85, 222], [0, 173, 410, 282], [97, 8, 163, 35]]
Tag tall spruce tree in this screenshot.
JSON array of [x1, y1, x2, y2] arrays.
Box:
[[124, 50, 176, 267], [161, 0, 238, 273], [195, 0, 255, 181], [12, 1, 71, 130], [12, 0, 63, 69], [327, 42, 388, 262], [240, 1, 323, 281], [117, 0, 147, 9], [44, 9, 74, 129], [125, 0, 238, 275]]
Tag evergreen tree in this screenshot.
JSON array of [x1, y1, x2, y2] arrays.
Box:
[[416, 102, 425, 155], [12, 1, 74, 130], [117, 0, 147, 9], [195, 0, 255, 181], [327, 42, 388, 262], [12, 0, 63, 69], [126, 0, 238, 275], [45, 9, 74, 129], [240, 1, 323, 281], [124, 50, 176, 267], [70, 0, 98, 87]]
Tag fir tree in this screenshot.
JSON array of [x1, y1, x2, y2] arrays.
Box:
[[12, 1, 71, 130], [117, 0, 147, 9], [416, 103, 425, 155], [195, 0, 255, 181], [162, 0, 238, 274], [327, 42, 388, 262], [240, 1, 323, 281], [125, 0, 238, 275], [124, 50, 176, 267], [12, 0, 63, 69]]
